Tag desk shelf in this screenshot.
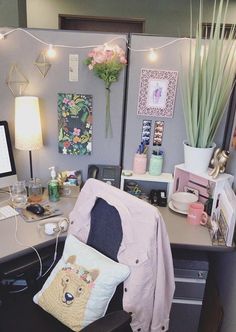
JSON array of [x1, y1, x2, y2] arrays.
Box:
[[120, 170, 173, 200]]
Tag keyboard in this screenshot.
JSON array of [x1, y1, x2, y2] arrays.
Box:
[[0, 205, 19, 220]]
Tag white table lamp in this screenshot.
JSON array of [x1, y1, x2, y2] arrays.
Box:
[[15, 96, 43, 179]]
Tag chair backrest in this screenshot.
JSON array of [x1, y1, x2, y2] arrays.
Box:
[[87, 197, 124, 312]]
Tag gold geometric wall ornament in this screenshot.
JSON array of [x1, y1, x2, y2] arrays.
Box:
[[6, 64, 29, 97], [34, 51, 51, 77]]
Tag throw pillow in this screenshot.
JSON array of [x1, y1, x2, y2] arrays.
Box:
[[33, 234, 130, 331]]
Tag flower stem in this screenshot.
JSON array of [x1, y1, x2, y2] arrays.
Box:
[[105, 86, 112, 138]]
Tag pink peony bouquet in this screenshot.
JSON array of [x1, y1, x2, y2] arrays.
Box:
[[85, 44, 127, 137], [85, 44, 127, 88]]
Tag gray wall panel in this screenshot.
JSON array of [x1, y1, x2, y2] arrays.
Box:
[[123, 34, 227, 174], [123, 35, 187, 173], [0, 28, 127, 186]]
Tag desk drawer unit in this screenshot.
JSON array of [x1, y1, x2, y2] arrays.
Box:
[[169, 250, 209, 332]]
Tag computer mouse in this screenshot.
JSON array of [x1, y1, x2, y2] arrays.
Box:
[[26, 203, 45, 215]]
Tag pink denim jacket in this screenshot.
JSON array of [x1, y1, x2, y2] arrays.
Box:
[[68, 179, 175, 332]]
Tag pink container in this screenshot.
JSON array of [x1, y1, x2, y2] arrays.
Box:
[[133, 153, 147, 174]]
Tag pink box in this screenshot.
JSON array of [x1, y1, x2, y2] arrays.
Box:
[[173, 164, 233, 217]]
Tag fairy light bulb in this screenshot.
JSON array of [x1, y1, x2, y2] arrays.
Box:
[[148, 48, 158, 62], [46, 44, 56, 58]]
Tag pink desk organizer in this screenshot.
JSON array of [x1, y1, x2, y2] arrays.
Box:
[[133, 153, 147, 174]]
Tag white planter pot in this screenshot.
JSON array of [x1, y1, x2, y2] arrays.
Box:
[[183, 141, 216, 174]]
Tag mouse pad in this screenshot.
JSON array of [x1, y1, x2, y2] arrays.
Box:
[[16, 203, 62, 222]]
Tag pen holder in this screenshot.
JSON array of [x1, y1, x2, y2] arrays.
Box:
[[133, 153, 147, 174], [149, 155, 163, 176]]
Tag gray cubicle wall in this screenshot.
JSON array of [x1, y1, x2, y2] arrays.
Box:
[[0, 28, 127, 186], [123, 34, 227, 174], [0, 30, 228, 186]]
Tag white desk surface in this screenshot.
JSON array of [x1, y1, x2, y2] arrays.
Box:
[[0, 191, 231, 263]]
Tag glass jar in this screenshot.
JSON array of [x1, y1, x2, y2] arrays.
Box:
[[133, 153, 147, 174], [28, 178, 43, 203], [149, 154, 163, 176], [9, 181, 27, 207]]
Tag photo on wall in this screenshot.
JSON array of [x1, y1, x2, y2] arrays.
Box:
[[137, 68, 178, 118], [141, 120, 152, 145], [58, 93, 92, 155], [153, 121, 164, 146]]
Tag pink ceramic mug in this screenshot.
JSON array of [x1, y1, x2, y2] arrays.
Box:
[[187, 202, 208, 226]]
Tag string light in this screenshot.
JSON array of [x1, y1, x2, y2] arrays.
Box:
[[0, 27, 191, 54], [6, 27, 230, 66], [148, 48, 158, 62], [46, 44, 56, 58]]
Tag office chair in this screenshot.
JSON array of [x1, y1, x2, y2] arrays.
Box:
[[0, 178, 174, 332], [0, 197, 131, 332]]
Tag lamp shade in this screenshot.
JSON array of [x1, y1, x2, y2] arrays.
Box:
[[15, 96, 43, 151]]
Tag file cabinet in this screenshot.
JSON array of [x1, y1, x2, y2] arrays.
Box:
[[169, 249, 209, 332]]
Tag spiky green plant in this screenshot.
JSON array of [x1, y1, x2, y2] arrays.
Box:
[[181, 0, 236, 148]]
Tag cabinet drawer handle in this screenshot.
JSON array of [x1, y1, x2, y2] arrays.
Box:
[[172, 298, 202, 305], [174, 277, 206, 284]]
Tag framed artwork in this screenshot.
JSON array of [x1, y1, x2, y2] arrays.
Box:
[[58, 93, 93, 155], [137, 68, 178, 117]]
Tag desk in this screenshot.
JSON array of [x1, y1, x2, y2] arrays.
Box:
[[0, 192, 77, 263], [0, 189, 231, 264]]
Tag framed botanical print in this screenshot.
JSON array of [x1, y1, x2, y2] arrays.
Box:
[[58, 93, 92, 155]]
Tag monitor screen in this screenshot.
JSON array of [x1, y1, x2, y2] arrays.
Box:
[[0, 121, 17, 189]]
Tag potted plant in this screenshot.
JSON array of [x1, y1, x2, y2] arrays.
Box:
[[181, 0, 236, 173]]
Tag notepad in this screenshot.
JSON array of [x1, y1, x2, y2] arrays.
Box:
[[0, 205, 19, 220]]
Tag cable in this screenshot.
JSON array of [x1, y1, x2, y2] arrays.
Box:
[[11, 214, 64, 294], [40, 228, 61, 278], [14, 214, 43, 278]]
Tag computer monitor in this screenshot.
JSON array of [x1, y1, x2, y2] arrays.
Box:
[[0, 121, 17, 189]]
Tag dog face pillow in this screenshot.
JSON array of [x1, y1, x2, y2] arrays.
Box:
[[38, 255, 99, 331], [34, 235, 130, 331]]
